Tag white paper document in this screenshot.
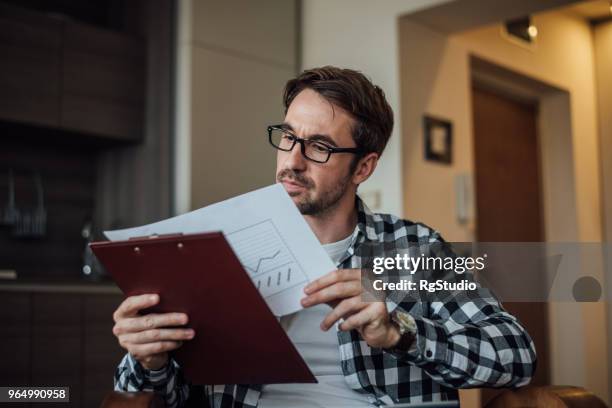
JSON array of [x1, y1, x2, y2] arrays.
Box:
[[104, 184, 336, 316]]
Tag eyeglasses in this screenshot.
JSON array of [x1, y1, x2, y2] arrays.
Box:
[[267, 125, 364, 164]]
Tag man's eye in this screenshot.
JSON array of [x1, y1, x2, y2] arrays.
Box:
[[311, 142, 330, 153], [282, 133, 296, 141]]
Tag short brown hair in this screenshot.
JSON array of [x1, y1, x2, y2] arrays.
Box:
[[283, 66, 394, 157]]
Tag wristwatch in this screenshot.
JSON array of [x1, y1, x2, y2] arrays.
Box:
[[387, 309, 417, 354]]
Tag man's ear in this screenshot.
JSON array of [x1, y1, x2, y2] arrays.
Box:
[[352, 152, 379, 185]]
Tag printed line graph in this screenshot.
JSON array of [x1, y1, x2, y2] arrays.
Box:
[[226, 220, 306, 298], [244, 249, 281, 274]]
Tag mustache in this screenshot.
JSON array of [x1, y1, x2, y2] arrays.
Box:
[[277, 169, 314, 188]]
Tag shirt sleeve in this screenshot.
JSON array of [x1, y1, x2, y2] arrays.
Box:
[[387, 232, 537, 389], [114, 353, 191, 408], [203, 384, 261, 408]]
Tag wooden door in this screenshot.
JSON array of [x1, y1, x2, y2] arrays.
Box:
[[472, 85, 550, 403]]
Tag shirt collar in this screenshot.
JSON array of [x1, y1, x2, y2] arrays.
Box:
[[334, 195, 380, 266], [355, 195, 380, 243]]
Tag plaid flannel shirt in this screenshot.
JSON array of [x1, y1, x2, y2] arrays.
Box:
[[115, 196, 537, 407]]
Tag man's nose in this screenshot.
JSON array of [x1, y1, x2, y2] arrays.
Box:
[[282, 142, 308, 171]]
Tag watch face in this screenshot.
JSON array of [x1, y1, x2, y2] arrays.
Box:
[[389, 311, 417, 354], [393, 311, 417, 335]]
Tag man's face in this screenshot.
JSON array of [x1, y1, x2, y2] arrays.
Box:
[[276, 89, 358, 216]]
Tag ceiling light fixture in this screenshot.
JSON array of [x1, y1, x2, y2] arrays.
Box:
[[527, 25, 538, 38], [504, 16, 537, 44]]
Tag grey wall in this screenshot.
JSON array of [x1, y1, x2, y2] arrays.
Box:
[[178, 0, 300, 210]]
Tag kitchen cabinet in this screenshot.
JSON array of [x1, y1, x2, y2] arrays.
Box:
[[82, 295, 127, 406], [0, 6, 62, 127], [30, 294, 82, 407], [0, 288, 125, 408], [0, 4, 145, 142], [61, 22, 145, 142], [0, 293, 30, 386]]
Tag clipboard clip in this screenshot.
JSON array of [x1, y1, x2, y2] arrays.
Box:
[[129, 233, 185, 254], [129, 232, 184, 240]]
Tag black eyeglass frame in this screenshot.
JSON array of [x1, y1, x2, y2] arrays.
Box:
[[267, 125, 364, 164]]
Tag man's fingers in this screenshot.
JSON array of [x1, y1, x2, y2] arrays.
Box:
[[339, 306, 376, 332], [302, 280, 362, 307], [304, 269, 360, 295], [120, 328, 195, 345], [114, 294, 159, 321], [129, 341, 183, 359], [113, 313, 188, 335], [320, 297, 366, 331]]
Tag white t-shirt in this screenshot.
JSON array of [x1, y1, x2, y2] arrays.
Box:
[[258, 229, 375, 407]]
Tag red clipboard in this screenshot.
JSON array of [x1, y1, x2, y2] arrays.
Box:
[[90, 232, 316, 385]]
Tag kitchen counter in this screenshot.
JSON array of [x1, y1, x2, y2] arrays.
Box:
[[0, 277, 121, 294]]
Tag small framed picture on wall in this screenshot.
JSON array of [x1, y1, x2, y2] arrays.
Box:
[[423, 115, 452, 164]]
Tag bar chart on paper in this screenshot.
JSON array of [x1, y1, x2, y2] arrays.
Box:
[[226, 220, 308, 298]]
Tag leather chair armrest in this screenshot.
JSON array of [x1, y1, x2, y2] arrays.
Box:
[[99, 391, 165, 408], [485, 385, 607, 408]]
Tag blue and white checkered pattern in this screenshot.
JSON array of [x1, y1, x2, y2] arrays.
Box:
[[115, 196, 536, 407]]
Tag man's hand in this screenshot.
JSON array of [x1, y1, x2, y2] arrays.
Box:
[[301, 269, 400, 349], [112, 294, 195, 371]]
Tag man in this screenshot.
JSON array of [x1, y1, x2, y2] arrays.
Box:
[[112, 66, 536, 407]]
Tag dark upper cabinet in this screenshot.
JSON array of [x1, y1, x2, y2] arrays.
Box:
[[0, 5, 145, 142], [0, 6, 62, 127], [61, 22, 145, 142]]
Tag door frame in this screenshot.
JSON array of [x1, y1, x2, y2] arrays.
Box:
[[470, 55, 588, 389]]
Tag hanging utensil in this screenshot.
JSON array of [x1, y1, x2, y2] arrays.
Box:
[[32, 172, 46, 237], [11, 172, 46, 238], [2, 169, 19, 226]]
